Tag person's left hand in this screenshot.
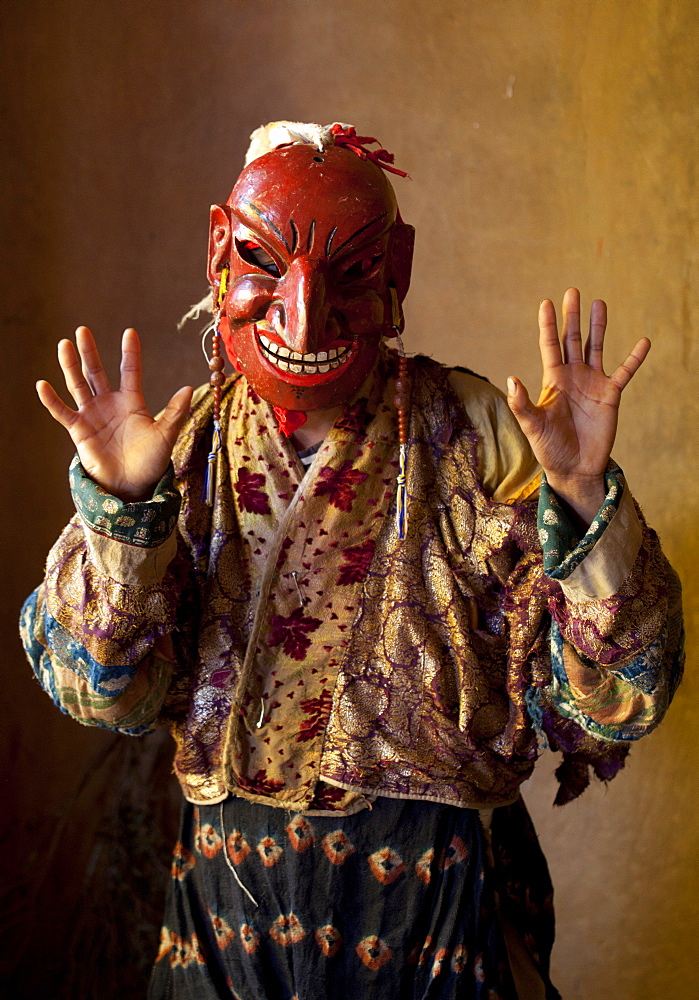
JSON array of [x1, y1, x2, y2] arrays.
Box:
[[507, 288, 650, 525]]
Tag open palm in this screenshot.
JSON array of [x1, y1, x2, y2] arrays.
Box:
[[37, 327, 193, 501], [508, 289, 650, 519]]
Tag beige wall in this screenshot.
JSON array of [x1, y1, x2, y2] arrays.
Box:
[[2, 1, 696, 997]]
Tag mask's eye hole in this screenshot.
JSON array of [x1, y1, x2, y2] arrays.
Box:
[[339, 254, 384, 284], [236, 239, 281, 277]]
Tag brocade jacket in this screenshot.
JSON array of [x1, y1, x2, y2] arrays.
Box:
[[21, 348, 684, 814]]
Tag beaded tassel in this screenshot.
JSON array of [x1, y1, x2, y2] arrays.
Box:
[[389, 285, 410, 539], [203, 267, 228, 505], [393, 330, 410, 541]]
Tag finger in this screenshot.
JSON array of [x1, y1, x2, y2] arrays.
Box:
[[584, 298, 607, 371], [561, 287, 583, 364], [119, 328, 143, 395], [58, 336, 94, 408], [507, 376, 545, 441], [610, 337, 651, 391], [36, 379, 79, 431], [538, 299, 563, 372], [76, 325, 111, 395], [154, 386, 194, 445]]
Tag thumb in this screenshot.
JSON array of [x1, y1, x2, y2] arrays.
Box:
[[506, 376, 543, 438], [155, 385, 194, 445]]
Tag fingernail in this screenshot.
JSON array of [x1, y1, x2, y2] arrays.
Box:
[[507, 377, 516, 395]]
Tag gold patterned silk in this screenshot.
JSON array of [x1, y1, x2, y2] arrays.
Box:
[[26, 346, 680, 813], [161, 351, 552, 811]]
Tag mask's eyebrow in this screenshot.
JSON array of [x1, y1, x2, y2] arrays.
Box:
[[325, 227, 338, 256], [329, 212, 389, 259], [307, 220, 316, 253], [238, 198, 290, 254]]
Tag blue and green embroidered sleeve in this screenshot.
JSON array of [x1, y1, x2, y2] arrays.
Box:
[[533, 467, 684, 743], [69, 456, 180, 547], [20, 460, 186, 734]]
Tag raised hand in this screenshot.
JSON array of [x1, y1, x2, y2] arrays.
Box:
[[37, 327, 193, 501], [507, 288, 650, 525]]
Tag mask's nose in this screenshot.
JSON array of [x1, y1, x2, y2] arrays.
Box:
[[268, 259, 332, 355]]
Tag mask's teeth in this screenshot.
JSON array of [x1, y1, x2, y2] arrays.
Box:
[[258, 332, 352, 375]]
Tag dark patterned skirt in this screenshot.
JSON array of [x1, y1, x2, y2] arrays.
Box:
[[148, 795, 559, 1000]]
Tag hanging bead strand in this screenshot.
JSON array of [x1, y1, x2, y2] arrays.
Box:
[[203, 265, 229, 505], [390, 287, 410, 540]]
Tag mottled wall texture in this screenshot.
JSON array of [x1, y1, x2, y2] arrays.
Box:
[[2, 1, 696, 997]]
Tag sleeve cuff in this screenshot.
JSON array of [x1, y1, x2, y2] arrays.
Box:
[[69, 457, 181, 586], [538, 466, 643, 601], [69, 456, 180, 547]]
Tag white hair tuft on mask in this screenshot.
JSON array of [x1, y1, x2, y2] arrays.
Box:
[[244, 121, 353, 166]]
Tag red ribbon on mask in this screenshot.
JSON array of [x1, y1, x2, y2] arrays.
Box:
[[330, 123, 409, 178]]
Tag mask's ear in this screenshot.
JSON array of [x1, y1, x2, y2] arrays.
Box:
[[207, 204, 233, 292], [387, 221, 415, 304]]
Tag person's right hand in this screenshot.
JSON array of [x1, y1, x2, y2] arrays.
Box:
[[37, 326, 193, 501]]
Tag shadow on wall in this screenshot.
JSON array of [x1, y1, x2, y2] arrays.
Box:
[[0, 730, 181, 999]]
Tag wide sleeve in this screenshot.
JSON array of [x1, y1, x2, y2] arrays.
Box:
[[19, 456, 195, 735], [447, 367, 684, 748], [537, 467, 684, 743]]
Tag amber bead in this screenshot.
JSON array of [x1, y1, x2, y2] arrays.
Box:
[[394, 379, 406, 392], [210, 371, 225, 387], [209, 357, 225, 372], [394, 393, 408, 409]]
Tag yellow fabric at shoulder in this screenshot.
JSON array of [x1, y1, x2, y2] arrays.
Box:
[[190, 383, 211, 409], [447, 370, 540, 503]]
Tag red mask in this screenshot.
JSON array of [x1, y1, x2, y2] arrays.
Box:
[[207, 142, 414, 413]]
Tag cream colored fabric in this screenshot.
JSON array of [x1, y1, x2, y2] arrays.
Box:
[[82, 520, 178, 587], [558, 485, 643, 603]]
